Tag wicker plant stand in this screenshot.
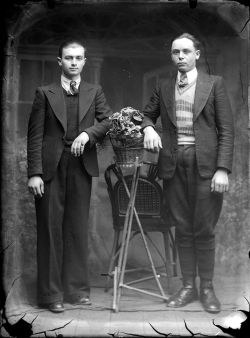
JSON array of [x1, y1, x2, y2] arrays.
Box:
[[111, 156, 169, 313]]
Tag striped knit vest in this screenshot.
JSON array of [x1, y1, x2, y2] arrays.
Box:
[[175, 80, 196, 145]]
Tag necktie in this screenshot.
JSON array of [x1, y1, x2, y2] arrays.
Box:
[[178, 73, 188, 88], [69, 80, 79, 95]]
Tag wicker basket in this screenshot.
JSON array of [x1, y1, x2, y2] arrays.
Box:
[[110, 136, 144, 166]]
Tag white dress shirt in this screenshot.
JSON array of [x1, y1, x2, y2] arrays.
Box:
[[61, 74, 81, 94], [177, 67, 198, 85]]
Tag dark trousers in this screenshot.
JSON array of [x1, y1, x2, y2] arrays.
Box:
[[163, 145, 223, 282], [35, 148, 92, 304]]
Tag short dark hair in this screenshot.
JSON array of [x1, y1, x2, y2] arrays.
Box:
[[58, 39, 86, 58], [171, 33, 201, 50]]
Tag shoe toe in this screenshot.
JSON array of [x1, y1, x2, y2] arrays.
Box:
[[78, 297, 92, 305], [207, 307, 220, 314], [49, 302, 64, 313], [70, 296, 91, 305], [167, 299, 181, 308], [167, 287, 197, 308], [200, 288, 221, 313], [203, 302, 221, 313]]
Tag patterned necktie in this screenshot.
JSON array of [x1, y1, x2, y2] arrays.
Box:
[[69, 80, 79, 95], [178, 73, 188, 88]]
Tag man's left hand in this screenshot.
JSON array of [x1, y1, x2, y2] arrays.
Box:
[[211, 169, 229, 193], [71, 132, 89, 157]]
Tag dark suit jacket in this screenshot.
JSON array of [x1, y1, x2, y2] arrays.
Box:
[[27, 80, 112, 181], [142, 71, 234, 179]]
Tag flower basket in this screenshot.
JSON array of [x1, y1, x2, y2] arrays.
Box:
[[110, 135, 144, 166], [107, 107, 144, 166]]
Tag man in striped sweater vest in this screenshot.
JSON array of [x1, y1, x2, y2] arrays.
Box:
[[142, 33, 234, 313]]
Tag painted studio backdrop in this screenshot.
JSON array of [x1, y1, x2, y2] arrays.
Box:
[[1, 0, 249, 319]]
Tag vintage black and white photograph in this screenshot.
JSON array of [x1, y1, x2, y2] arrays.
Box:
[[1, 0, 249, 337]]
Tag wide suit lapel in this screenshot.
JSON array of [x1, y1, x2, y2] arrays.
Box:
[[161, 75, 177, 127], [78, 81, 96, 124], [45, 83, 67, 133], [193, 72, 214, 121]]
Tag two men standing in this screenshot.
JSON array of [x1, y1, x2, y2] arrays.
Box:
[[27, 33, 234, 314], [143, 33, 234, 313]]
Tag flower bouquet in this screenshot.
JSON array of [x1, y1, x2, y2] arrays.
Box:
[[107, 107, 144, 165]]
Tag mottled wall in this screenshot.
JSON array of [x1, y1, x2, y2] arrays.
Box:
[[1, 2, 249, 304]]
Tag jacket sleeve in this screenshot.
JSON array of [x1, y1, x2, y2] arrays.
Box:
[[27, 87, 46, 178], [214, 76, 234, 173], [84, 85, 112, 146], [141, 83, 161, 129]]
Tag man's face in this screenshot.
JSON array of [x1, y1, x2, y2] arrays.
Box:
[[57, 43, 86, 79], [171, 37, 200, 73]]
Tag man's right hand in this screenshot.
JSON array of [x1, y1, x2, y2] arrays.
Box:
[[28, 176, 44, 197], [143, 126, 162, 151]]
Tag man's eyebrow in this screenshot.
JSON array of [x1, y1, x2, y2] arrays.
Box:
[[171, 48, 192, 52], [64, 55, 84, 57]]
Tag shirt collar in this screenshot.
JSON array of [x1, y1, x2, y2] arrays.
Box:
[[177, 68, 198, 84], [61, 74, 81, 92]]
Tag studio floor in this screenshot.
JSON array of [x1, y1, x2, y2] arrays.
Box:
[[2, 271, 250, 337]]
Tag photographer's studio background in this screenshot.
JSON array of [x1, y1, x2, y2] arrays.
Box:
[[1, 0, 249, 319]]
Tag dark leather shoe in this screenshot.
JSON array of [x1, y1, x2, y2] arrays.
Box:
[[200, 282, 221, 313], [67, 296, 92, 305], [76, 296, 91, 305], [168, 285, 198, 307], [49, 302, 64, 313]]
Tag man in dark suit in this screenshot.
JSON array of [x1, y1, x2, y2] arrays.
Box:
[[142, 33, 234, 313], [27, 39, 112, 312]]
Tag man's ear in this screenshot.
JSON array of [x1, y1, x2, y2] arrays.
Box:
[[57, 57, 62, 66], [195, 50, 200, 60]]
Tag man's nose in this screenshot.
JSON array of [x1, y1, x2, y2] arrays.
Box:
[[179, 51, 184, 59]]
